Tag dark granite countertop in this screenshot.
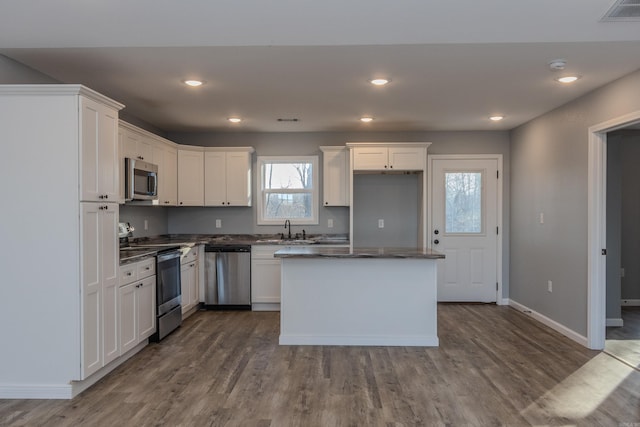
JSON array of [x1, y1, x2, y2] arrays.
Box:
[[127, 233, 349, 247], [120, 233, 349, 265], [273, 246, 445, 259]]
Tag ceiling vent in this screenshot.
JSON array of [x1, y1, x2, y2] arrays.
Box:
[[602, 0, 640, 21]]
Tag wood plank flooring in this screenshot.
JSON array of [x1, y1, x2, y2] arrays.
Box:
[[606, 307, 640, 371], [2, 305, 640, 426]]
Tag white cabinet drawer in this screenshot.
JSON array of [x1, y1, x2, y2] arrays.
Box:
[[251, 245, 280, 259], [137, 258, 156, 279], [181, 246, 199, 264], [119, 264, 138, 285]]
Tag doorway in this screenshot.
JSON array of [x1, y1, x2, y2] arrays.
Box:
[[605, 129, 640, 368], [588, 110, 640, 350], [429, 155, 503, 303]]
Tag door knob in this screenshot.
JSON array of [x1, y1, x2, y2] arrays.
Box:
[[434, 239, 440, 245], [434, 229, 439, 235]]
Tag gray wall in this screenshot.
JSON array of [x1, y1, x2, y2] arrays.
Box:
[[510, 69, 640, 336], [0, 54, 59, 83], [119, 205, 169, 238], [353, 174, 420, 247]]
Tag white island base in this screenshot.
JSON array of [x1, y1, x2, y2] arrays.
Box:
[[278, 255, 439, 347]]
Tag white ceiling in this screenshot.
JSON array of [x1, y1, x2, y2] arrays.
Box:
[[1, 0, 639, 133]]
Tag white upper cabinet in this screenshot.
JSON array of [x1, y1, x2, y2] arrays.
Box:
[[204, 149, 253, 207], [178, 149, 204, 206], [153, 142, 178, 206], [351, 144, 427, 171], [122, 128, 153, 162], [80, 96, 120, 202], [320, 146, 349, 206]]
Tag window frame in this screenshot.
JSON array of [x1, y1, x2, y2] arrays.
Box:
[[257, 155, 319, 225]]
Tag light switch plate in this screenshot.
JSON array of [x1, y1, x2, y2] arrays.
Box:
[[378, 219, 384, 228], [328, 219, 334, 228], [215, 219, 222, 228]]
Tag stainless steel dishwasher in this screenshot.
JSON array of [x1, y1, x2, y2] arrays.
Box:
[[204, 245, 251, 310]]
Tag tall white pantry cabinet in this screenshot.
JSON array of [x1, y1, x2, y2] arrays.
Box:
[[0, 85, 124, 399]]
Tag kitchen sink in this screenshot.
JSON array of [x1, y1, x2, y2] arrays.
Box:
[[254, 239, 316, 245]]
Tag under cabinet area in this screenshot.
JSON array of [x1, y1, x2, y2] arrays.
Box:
[[180, 246, 200, 317], [119, 257, 156, 355]]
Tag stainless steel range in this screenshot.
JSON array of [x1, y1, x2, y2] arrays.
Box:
[[119, 222, 182, 341]]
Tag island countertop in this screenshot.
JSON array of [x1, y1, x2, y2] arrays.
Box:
[[274, 246, 445, 259]]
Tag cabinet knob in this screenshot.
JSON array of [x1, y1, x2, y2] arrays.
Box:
[[127, 272, 132, 276], [325, 201, 328, 205], [389, 165, 393, 169], [434, 239, 439, 245], [384, 165, 388, 169], [104, 195, 109, 199]]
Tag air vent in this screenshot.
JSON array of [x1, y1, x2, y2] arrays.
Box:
[[602, 0, 640, 20]]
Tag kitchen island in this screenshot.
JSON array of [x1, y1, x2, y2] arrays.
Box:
[[274, 247, 445, 347]]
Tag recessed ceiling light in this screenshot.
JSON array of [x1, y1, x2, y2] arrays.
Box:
[[555, 76, 581, 84], [360, 117, 374, 123], [369, 78, 390, 86], [227, 117, 242, 123], [183, 80, 204, 87], [489, 115, 504, 121]]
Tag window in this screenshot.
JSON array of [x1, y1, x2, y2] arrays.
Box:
[[444, 171, 483, 233], [257, 156, 319, 225]]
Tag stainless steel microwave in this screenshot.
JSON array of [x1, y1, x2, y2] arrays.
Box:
[[125, 158, 158, 201]]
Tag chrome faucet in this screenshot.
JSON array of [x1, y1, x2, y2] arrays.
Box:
[[284, 219, 292, 239]]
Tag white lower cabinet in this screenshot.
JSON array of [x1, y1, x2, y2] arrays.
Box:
[[251, 246, 282, 310], [180, 246, 200, 317], [251, 245, 347, 311], [119, 258, 156, 355], [81, 202, 119, 377]]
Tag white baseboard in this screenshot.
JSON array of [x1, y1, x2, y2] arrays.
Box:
[[497, 298, 510, 306], [0, 384, 72, 399], [0, 341, 147, 400], [621, 299, 640, 306], [606, 318, 624, 327], [507, 299, 588, 347]]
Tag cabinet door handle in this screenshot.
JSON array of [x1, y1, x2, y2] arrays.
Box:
[[126, 272, 132, 276]]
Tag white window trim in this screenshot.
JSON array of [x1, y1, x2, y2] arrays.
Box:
[[257, 155, 319, 225]]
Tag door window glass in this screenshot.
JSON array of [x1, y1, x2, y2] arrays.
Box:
[[445, 172, 482, 233]]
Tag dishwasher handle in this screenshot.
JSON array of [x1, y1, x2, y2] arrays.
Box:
[[205, 245, 251, 253]]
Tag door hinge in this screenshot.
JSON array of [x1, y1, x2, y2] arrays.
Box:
[[496, 226, 499, 235], [497, 170, 499, 179], [602, 249, 607, 255], [496, 282, 499, 291]]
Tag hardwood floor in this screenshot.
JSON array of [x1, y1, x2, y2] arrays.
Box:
[[2, 305, 640, 426], [606, 307, 640, 371]]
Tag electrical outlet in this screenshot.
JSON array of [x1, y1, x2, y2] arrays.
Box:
[[548, 280, 553, 292], [328, 219, 334, 228], [378, 219, 384, 228], [144, 219, 148, 230], [539, 212, 544, 224], [215, 219, 222, 228]]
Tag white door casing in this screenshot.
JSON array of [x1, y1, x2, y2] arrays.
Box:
[[429, 155, 502, 303]]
